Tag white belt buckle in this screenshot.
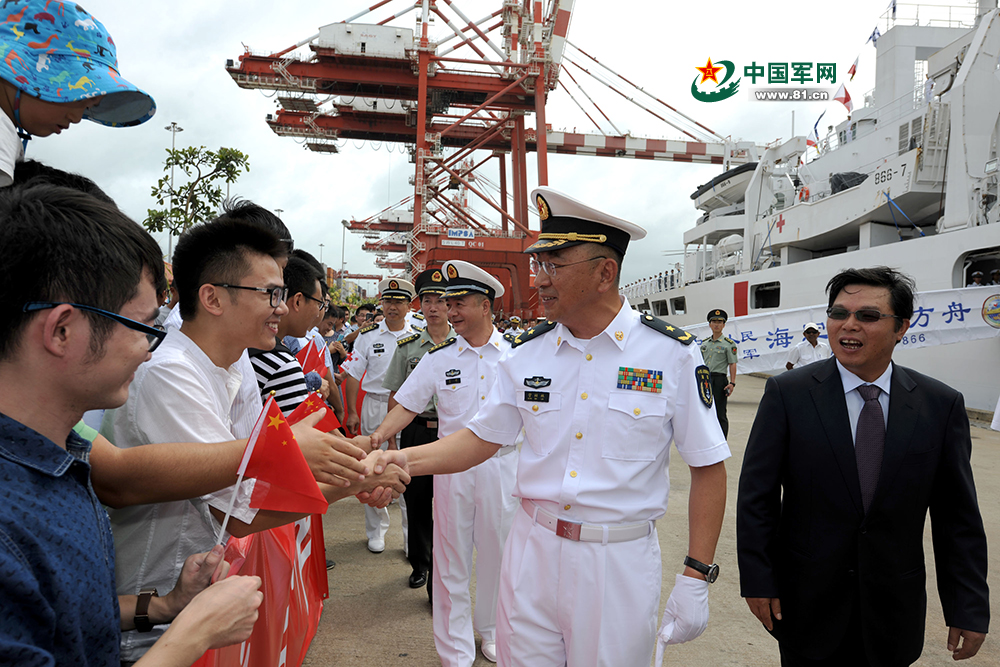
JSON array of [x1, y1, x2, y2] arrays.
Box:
[[556, 518, 582, 541]]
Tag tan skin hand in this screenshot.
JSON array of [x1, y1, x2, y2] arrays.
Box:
[[173, 575, 264, 650], [745, 597, 782, 631], [292, 410, 370, 486], [947, 627, 986, 660]]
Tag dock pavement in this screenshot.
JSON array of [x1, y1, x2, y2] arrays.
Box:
[[307, 373, 1000, 666]]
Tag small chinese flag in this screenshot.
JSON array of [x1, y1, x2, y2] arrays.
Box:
[[310, 336, 330, 376], [848, 55, 859, 81], [287, 391, 341, 432], [240, 396, 329, 515]]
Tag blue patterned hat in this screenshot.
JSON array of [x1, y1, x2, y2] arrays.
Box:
[[0, 1, 155, 127]]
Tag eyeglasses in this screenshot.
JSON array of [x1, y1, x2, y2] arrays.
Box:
[[529, 255, 608, 278], [210, 284, 288, 308], [303, 293, 330, 310], [826, 306, 901, 324], [22, 301, 167, 352]]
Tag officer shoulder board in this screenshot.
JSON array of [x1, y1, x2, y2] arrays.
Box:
[[639, 314, 694, 345], [503, 332, 516, 343], [412, 312, 425, 321], [397, 332, 421, 347], [510, 320, 557, 349], [358, 322, 379, 335], [725, 336, 738, 352], [428, 337, 457, 354]]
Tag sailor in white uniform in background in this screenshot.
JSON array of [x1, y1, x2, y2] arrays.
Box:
[[371, 188, 730, 667], [344, 277, 420, 553], [372, 260, 517, 665]]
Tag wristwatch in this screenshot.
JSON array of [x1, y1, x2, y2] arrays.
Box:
[[684, 556, 720, 584], [134, 587, 158, 632]]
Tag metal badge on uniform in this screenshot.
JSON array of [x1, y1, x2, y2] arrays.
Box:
[[408, 357, 420, 370], [524, 376, 552, 389], [445, 368, 461, 385], [524, 391, 550, 402], [373, 342, 385, 354], [695, 365, 713, 407], [617, 367, 663, 393]]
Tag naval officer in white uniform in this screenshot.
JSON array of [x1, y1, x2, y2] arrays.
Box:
[[372, 260, 517, 665], [371, 187, 730, 666], [344, 277, 420, 553]]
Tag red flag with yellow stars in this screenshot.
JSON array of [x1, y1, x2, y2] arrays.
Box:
[[286, 391, 341, 432], [243, 396, 329, 514]]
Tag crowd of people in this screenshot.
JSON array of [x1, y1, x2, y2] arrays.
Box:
[[0, 3, 992, 667], [622, 268, 682, 299]]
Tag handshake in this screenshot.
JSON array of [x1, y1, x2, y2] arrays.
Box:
[[289, 411, 410, 509]]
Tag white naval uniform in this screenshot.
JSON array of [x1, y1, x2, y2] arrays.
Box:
[[395, 328, 519, 667], [346, 319, 420, 542], [467, 299, 730, 667]]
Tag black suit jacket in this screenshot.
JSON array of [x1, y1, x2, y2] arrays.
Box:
[[737, 357, 989, 666]]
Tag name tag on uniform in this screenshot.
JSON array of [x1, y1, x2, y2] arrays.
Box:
[[446, 378, 461, 385], [373, 343, 385, 353], [524, 391, 549, 402], [617, 367, 663, 393]]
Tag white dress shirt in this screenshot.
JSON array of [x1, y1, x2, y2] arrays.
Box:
[[162, 306, 263, 438], [0, 112, 23, 188], [103, 329, 257, 661], [787, 339, 832, 367], [345, 320, 420, 396], [395, 328, 508, 437], [836, 359, 892, 444], [468, 298, 730, 524]]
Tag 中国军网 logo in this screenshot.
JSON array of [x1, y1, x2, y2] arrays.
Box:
[[691, 58, 740, 103]]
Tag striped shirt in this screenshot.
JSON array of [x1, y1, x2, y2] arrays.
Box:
[[249, 341, 309, 413]]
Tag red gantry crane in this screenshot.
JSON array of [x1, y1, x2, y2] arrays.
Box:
[[227, 0, 750, 316]]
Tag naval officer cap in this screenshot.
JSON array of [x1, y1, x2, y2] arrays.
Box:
[[442, 260, 505, 301], [972, 271, 984, 278], [525, 186, 646, 256], [707, 309, 728, 322], [414, 268, 448, 296], [378, 277, 415, 301], [510, 315, 521, 324]]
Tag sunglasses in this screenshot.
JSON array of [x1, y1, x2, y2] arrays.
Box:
[[826, 306, 901, 324]]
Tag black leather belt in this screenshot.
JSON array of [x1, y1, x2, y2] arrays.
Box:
[[415, 416, 438, 429]]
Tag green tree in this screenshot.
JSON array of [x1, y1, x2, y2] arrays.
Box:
[[143, 146, 250, 237]]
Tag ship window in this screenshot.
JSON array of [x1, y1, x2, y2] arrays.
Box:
[[752, 281, 781, 309], [898, 122, 909, 155], [360, 42, 366, 53], [652, 300, 669, 317], [957, 246, 1000, 288], [670, 296, 686, 315]]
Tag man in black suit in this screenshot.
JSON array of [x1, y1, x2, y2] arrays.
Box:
[[737, 266, 989, 666]]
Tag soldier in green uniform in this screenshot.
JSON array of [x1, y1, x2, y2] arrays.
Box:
[[699, 309, 738, 437], [383, 268, 455, 595]]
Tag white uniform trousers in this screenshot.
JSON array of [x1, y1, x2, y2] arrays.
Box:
[[432, 449, 518, 667], [360, 393, 401, 543], [495, 504, 661, 667]]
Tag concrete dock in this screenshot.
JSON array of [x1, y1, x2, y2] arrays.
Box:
[[307, 374, 1000, 666]]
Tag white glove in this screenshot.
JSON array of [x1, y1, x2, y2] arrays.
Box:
[[654, 574, 710, 666]]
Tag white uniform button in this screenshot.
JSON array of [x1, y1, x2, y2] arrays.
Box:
[[569, 470, 578, 478], [633, 408, 641, 416], [585, 354, 593, 361], [581, 392, 588, 400], [564, 504, 572, 511], [481, 375, 484, 379], [481, 395, 486, 400], [479, 354, 483, 359], [532, 405, 539, 412], [575, 432, 583, 439]]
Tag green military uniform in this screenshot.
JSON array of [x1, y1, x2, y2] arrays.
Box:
[[700, 309, 738, 438]]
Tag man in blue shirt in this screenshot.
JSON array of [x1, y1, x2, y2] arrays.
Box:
[[0, 183, 263, 666]]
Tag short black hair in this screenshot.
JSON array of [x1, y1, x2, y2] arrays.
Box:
[[217, 198, 293, 257], [173, 218, 283, 321], [0, 184, 164, 361], [12, 159, 116, 205], [826, 266, 916, 327], [356, 303, 374, 316], [284, 256, 321, 301]]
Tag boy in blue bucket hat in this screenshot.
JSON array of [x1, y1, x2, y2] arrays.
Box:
[[0, 1, 155, 185]]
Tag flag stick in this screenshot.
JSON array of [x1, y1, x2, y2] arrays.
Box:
[[215, 394, 273, 546]]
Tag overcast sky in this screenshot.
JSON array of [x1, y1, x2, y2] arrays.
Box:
[[31, 0, 937, 291]]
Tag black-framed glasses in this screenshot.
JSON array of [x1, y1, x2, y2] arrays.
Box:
[[529, 255, 608, 278], [303, 293, 330, 310], [210, 284, 288, 308], [23, 301, 167, 352], [826, 306, 901, 324]]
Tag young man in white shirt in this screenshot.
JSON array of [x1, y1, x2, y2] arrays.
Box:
[[785, 322, 832, 370]]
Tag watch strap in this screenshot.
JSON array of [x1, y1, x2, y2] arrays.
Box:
[[134, 587, 158, 633], [683, 556, 719, 583]]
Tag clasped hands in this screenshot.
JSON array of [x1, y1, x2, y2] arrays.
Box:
[[289, 410, 410, 508]]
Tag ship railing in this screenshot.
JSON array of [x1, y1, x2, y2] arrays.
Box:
[[880, 3, 979, 31]]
